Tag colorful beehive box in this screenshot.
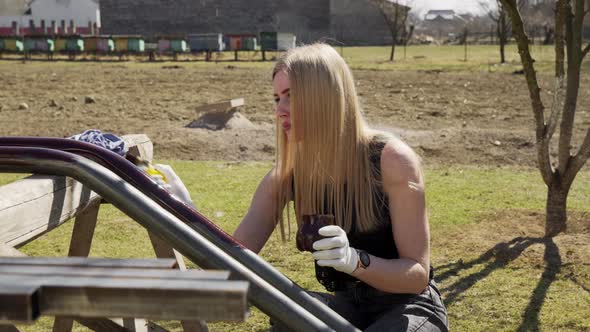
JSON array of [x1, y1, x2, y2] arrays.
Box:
[[84, 36, 114, 53], [66, 38, 84, 52], [127, 37, 145, 53], [25, 36, 55, 53], [277, 33, 296, 51], [113, 36, 129, 52], [226, 36, 241, 51], [24, 38, 36, 51], [260, 32, 295, 51], [225, 34, 257, 51], [260, 32, 277, 51], [2, 38, 24, 52], [242, 36, 257, 51], [84, 37, 98, 51], [55, 38, 67, 52], [170, 40, 187, 52], [98, 38, 114, 52], [187, 33, 224, 52], [158, 39, 171, 53], [24, 36, 54, 52]]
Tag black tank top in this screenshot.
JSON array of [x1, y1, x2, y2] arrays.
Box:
[[314, 135, 399, 292]]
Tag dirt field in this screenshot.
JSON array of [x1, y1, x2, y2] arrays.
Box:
[[1, 59, 589, 167], [2, 56, 590, 331]]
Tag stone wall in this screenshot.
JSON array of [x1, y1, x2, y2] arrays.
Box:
[[330, 0, 393, 45], [99, 0, 393, 45]]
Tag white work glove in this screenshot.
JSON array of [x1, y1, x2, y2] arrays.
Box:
[[311, 225, 359, 275], [151, 164, 194, 206]]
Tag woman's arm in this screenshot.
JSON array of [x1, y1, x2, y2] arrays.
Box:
[[233, 169, 282, 253], [351, 137, 430, 294]]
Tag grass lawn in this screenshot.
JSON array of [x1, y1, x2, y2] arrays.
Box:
[[3, 161, 589, 331], [6, 44, 575, 74]]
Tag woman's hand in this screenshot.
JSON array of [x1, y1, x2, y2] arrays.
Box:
[[312, 225, 359, 274], [151, 164, 194, 206]]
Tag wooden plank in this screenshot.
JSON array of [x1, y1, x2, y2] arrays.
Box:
[[0, 325, 21, 332], [181, 321, 208, 332], [54, 201, 101, 332], [195, 98, 244, 113], [51, 317, 73, 332], [67, 201, 100, 257], [146, 321, 170, 332], [0, 275, 248, 322], [123, 134, 154, 164], [0, 258, 143, 332], [0, 176, 101, 248], [64, 317, 128, 332], [0, 257, 178, 269], [122, 318, 148, 332], [149, 233, 206, 331], [148, 233, 187, 271], [0, 265, 229, 281], [0, 244, 25, 257], [0, 134, 152, 248], [0, 284, 39, 324]]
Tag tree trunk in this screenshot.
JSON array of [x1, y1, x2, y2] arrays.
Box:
[[545, 181, 569, 237], [500, 42, 506, 63], [390, 43, 395, 62]]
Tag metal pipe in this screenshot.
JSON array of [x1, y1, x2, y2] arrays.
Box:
[[0, 147, 332, 331], [0, 137, 358, 332]]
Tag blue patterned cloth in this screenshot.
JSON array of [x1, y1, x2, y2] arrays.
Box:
[[69, 129, 128, 156]]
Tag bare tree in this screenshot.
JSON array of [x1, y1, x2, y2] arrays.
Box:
[[480, 0, 522, 63], [500, 0, 590, 237], [368, 0, 412, 62]]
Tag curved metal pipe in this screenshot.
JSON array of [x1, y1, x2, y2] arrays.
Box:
[[0, 137, 358, 332], [0, 147, 331, 331]]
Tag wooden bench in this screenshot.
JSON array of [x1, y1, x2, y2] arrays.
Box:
[[0, 134, 247, 332], [0, 257, 247, 328]]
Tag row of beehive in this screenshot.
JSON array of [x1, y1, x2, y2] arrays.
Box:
[[0, 32, 296, 53], [0, 35, 138, 53], [186, 32, 295, 52]]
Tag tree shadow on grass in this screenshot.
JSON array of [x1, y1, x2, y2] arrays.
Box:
[[436, 236, 561, 331]]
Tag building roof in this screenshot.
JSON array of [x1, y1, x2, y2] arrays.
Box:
[[30, 0, 100, 6], [425, 9, 456, 21], [0, 0, 31, 16]]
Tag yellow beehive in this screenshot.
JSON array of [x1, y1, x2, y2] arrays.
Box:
[[114, 38, 128, 52], [54, 39, 67, 52]]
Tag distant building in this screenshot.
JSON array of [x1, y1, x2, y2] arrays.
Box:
[[99, 0, 410, 46], [419, 9, 468, 41], [0, 0, 101, 36], [424, 9, 456, 21], [0, 0, 29, 35]]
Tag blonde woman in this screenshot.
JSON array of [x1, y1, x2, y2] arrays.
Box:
[[233, 43, 448, 331]]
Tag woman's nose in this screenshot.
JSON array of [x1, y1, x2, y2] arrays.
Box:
[[276, 100, 289, 116]]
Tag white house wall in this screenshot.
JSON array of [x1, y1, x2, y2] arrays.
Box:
[[0, 0, 101, 35], [30, 0, 100, 28]]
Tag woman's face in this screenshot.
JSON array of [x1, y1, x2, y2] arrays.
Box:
[[273, 70, 291, 139]]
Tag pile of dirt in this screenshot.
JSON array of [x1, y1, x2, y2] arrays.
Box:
[[186, 109, 255, 131]]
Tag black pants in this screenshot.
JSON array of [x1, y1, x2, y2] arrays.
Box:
[[271, 280, 448, 331]]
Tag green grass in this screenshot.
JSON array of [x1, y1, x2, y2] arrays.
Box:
[[4, 162, 589, 331], [340, 44, 558, 73], [3, 44, 571, 73], [426, 166, 590, 227]]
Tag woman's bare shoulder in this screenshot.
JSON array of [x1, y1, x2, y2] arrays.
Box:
[[378, 135, 423, 186]]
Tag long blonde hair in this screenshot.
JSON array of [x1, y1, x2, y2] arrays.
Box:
[[273, 43, 384, 238]]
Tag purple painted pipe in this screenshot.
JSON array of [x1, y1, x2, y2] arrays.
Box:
[[0, 137, 357, 332], [0, 137, 237, 245], [0, 146, 331, 331]]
